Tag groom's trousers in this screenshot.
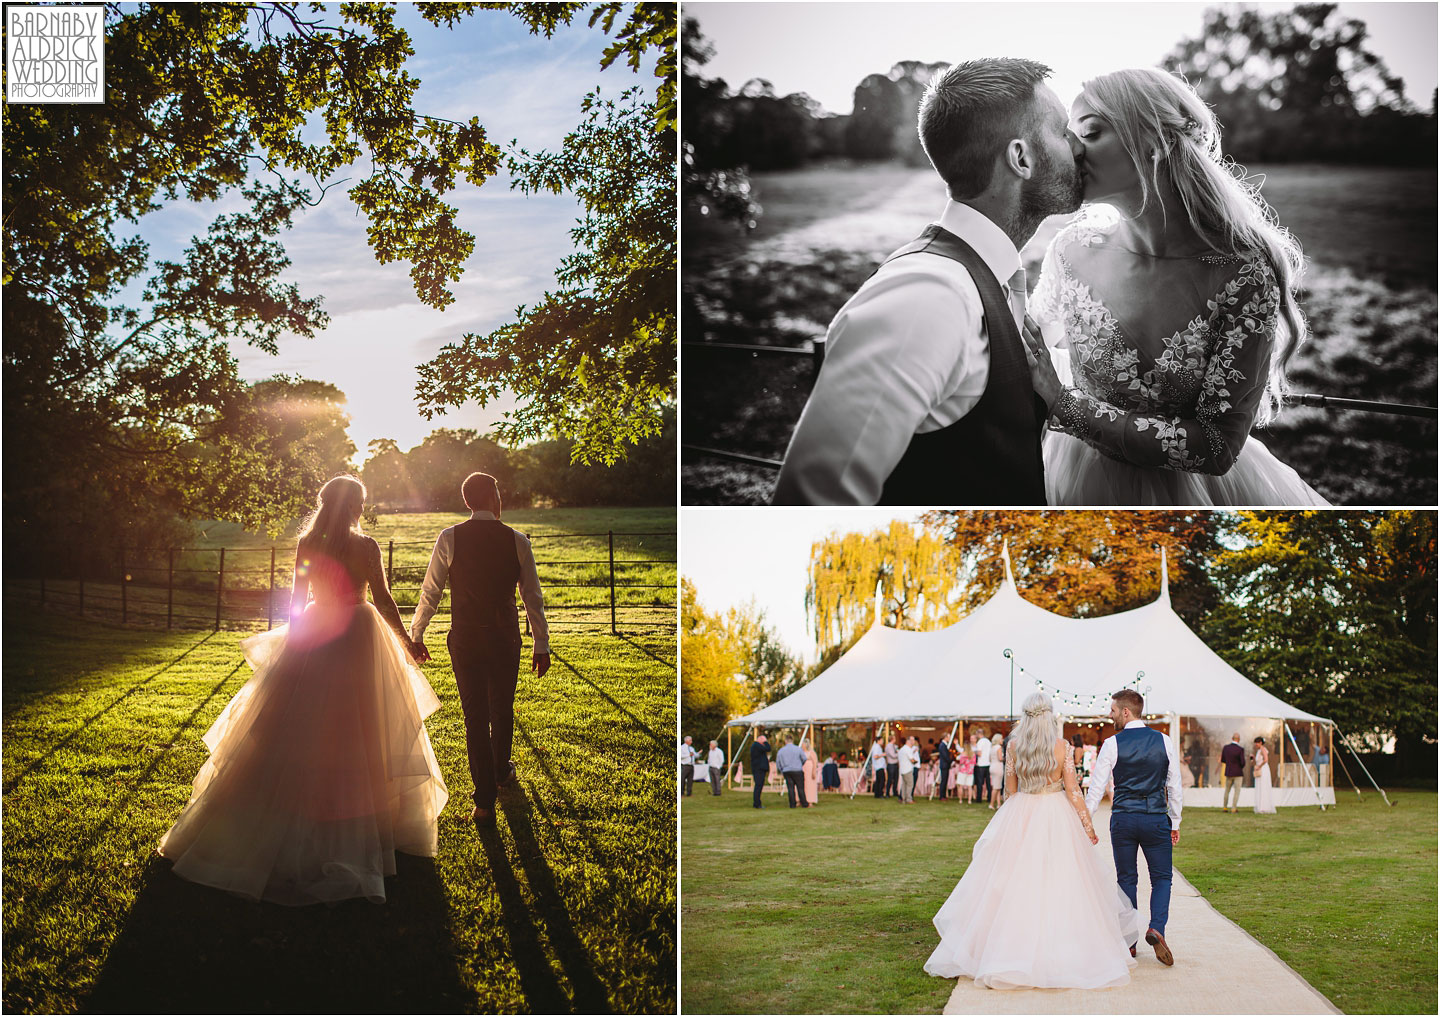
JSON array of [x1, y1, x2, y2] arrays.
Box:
[[449, 628, 522, 808], [1110, 812, 1172, 936]]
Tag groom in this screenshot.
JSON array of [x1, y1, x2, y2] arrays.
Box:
[[1085, 689, 1183, 966], [411, 472, 550, 824], [772, 58, 1084, 505]]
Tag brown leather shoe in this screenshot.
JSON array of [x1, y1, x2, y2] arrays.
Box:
[[470, 805, 495, 824], [1129, 943, 1137, 958], [496, 761, 517, 788], [1145, 928, 1173, 966]]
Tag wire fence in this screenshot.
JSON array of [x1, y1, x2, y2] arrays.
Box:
[[5, 530, 677, 636]]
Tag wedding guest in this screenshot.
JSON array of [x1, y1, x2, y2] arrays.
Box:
[[936, 733, 953, 800], [1072, 733, 1085, 770], [707, 739, 725, 796], [802, 738, 820, 808], [898, 736, 920, 804], [990, 734, 1005, 808], [957, 741, 975, 803], [776, 735, 809, 809], [822, 753, 841, 791], [973, 729, 992, 804], [692, 744, 709, 790], [679, 734, 695, 798], [869, 738, 887, 798], [885, 736, 901, 799], [1220, 733, 1245, 812], [750, 733, 770, 810], [1184, 736, 1207, 788], [1253, 737, 1275, 814]]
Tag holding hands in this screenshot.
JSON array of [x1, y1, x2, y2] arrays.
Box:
[[407, 636, 431, 665]]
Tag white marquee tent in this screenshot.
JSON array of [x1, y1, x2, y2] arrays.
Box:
[[732, 548, 1336, 808]]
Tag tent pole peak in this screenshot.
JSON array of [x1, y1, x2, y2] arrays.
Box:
[[1157, 546, 1170, 604], [1001, 539, 1015, 589]]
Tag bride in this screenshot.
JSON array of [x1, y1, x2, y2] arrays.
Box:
[[925, 693, 1137, 989], [158, 476, 448, 905], [1024, 67, 1330, 506]]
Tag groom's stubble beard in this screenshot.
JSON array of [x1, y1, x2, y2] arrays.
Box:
[[1009, 142, 1083, 246]]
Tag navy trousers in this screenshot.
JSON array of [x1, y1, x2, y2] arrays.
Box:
[[1110, 811, 1172, 936]]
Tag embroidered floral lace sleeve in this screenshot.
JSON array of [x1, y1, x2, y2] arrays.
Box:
[[1029, 237, 1064, 339], [1062, 745, 1096, 840], [1050, 256, 1279, 476]]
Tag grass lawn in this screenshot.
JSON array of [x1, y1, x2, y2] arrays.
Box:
[[3, 603, 676, 1012], [10, 507, 676, 635], [679, 789, 1436, 1015]]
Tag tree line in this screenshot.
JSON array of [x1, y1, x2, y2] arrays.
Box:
[[684, 5, 1435, 226], [680, 511, 1436, 779]]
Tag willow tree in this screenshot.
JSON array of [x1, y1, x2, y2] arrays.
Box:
[[805, 521, 964, 654]]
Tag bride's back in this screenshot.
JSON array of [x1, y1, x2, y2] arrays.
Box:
[[1007, 694, 1066, 792], [299, 532, 370, 604]]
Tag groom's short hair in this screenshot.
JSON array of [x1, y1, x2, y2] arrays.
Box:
[[918, 57, 1053, 199], [1112, 689, 1145, 717], [461, 472, 502, 514]]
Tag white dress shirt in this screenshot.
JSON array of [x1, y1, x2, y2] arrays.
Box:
[[975, 736, 992, 767], [409, 510, 549, 654], [679, 741, 696, 765], [1084, 720, 1184, 830], [772, 200, 1024, 504], [899, 744, 920, 775], [707, 746, 725, 769]]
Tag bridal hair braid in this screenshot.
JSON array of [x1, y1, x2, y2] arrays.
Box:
[[1009, 692, 1063, 792], [1081, 67, 1308, 425], [297, 475, 367, 560]]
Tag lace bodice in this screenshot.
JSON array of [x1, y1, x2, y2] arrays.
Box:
[[297, 535, 388, 607], [1031, 212, 1280, 475]]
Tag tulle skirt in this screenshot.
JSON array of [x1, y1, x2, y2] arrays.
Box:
[[158, 601, 448, 905], [1255, 766, 1276, 814], [1044, 430, 1331, 507], [924, 791, 1138, 990]]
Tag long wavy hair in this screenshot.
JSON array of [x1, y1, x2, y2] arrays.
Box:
[[1009, 692, 1063, 792], [1081, 67, 1308, 424], [296, 475, 366, 561]]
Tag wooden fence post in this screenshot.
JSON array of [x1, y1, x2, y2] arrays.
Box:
[[167, 549, 175, 630], [387, 540, 394, 588], [608, 530, 617, 636], [268, 547, 276, 630], [215, 548, 225, 631], [120, 547, 128, 624]]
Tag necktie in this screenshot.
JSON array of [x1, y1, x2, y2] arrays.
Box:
[[1006, 266, 1028, 333]]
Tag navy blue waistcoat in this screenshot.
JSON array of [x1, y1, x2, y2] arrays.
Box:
[[1111, 727, 1169, 815]]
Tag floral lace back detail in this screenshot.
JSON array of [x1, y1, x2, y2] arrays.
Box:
[[1030, 213, 1280, 476]]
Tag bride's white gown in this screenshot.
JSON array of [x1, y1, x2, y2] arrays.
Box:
[[158, 538, 448, 905], [1032, 210, 1330, 507], [925, 754, 1138, 990]]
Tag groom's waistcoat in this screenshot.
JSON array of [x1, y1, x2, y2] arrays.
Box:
[[1111, 727, 1169, 815], [877, 225, 1046, 506], [448, 518, 521, 640]]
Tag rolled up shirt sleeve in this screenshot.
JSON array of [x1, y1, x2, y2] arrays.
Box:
[[410, 528, 453, 641], [515, 530, 549, 655]]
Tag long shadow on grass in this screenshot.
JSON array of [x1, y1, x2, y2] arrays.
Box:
[[27, 660, 246, 918], [84, 852, 467, 1013], [617, 634, 676, 671], [492, 782, 613, 1014], [549, 649, 666, 748], [2, 631, 217, 796]]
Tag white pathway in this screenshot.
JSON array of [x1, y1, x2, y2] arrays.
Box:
[[942, 807, 1342, 1015]]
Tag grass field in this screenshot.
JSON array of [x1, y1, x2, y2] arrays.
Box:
[[682, 162, 1437, 505], [2, 513, 677, 1013], [679, 788, 1436, 1015], [8, 508, 676, 635]]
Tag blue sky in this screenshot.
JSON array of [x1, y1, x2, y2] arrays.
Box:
[[125, 6, 653, 461], [689, 2, 1438, 117]]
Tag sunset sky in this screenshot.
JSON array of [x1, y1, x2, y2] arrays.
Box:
[[124, 7, 648, 463], [689, 2, 1438, 117]]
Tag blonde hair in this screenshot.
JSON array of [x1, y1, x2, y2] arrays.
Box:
[[1009, 692, 1063, 792], [297, 475, 366, 560], [1081, 67, 1308, 424]]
